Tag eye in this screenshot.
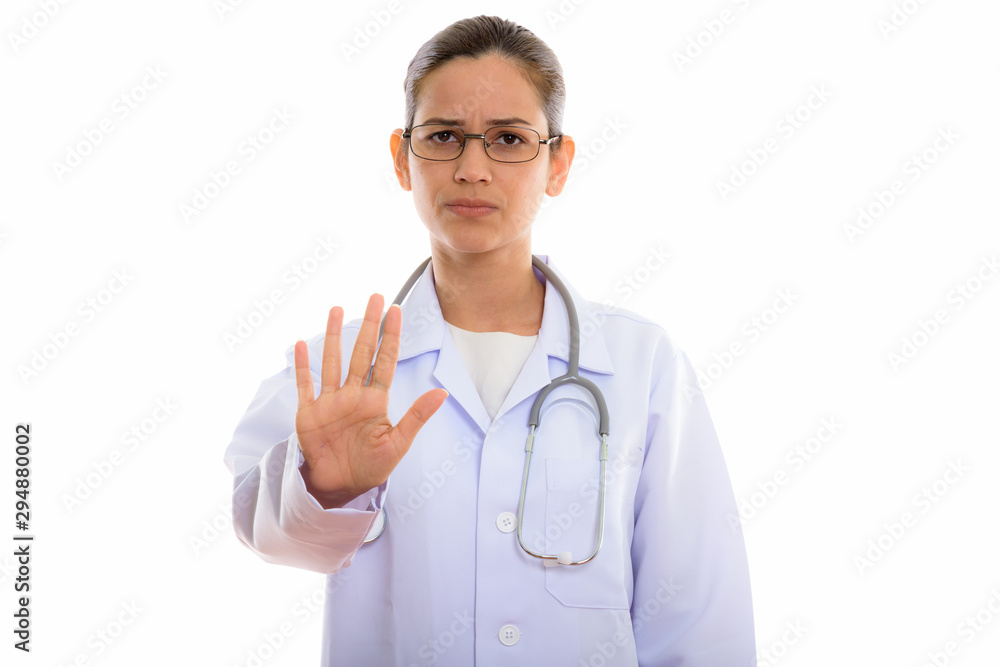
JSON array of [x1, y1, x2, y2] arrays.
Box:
[[493, 131, 527, 146], [428, 130, 460, 143]]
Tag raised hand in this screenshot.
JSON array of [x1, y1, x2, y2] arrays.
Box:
[[293, 294, 448, 509]]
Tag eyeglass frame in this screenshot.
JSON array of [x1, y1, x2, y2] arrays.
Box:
[[401, 124, 563, 163]]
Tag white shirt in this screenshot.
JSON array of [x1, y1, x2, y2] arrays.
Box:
[[223, 256, 756, 666], [445, 322, 537, 420]]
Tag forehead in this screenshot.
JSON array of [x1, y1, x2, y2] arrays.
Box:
[[414, 55, 546, 127]]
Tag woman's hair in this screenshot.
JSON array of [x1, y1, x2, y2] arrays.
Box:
[[403, 15, 565, 142]]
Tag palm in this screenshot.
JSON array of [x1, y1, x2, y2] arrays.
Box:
[[293, 295, 448, 507]]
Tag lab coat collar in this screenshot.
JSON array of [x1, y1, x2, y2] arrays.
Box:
[[395, 255, 615, 430]]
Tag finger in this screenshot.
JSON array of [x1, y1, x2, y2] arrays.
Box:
[[392, 388, 449, 448], [293, 340, 315, 409], [345, 294, 385, 387], [320, 306, 344, 394], [369, 303, 401, 391]]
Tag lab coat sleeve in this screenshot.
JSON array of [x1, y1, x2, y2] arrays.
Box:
[[223, 345, 382, 575], [631, 343, 756, 665]]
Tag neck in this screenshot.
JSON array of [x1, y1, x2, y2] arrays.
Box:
[[430, 244, 544, 335]]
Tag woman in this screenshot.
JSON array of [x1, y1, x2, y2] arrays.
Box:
[[225, 15, 755, 665]]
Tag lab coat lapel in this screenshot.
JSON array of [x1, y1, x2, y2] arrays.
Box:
[[496, 256, 615, 419], [494, 263, 566, 420], [393, 255, 614, 431], [434, 332, 492, 431], [394, 260, 491, 432]]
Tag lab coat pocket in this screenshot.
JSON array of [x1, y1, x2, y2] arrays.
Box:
[[542, 457, 630, 610]]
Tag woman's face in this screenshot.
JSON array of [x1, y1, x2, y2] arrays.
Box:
[[390, 55, 574, 259]]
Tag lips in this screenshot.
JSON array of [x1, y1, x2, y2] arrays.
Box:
[[445, 197, 498, 218]]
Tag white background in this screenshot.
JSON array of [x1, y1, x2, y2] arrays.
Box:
[[2, 0, 998, 665]]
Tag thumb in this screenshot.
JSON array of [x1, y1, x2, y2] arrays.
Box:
[[392, 388, 449, 447]]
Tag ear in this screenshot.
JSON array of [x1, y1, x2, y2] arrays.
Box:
[[544, 135, 575, 197], [390, 128, 411, 191]]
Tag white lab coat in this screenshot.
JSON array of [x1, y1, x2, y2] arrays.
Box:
[[224, 256, 755, 666]]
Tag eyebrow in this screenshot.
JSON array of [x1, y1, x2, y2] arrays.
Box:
[[419, 117, 534, 128]]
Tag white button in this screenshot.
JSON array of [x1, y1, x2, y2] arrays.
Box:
[[498, 624, 520, 646], [495, 512, 517, 533]]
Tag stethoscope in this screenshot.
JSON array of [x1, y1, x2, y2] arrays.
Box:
[[362, 255, 610, 566]]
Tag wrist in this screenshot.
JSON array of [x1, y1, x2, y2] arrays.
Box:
[[299, 466, 363, 509]]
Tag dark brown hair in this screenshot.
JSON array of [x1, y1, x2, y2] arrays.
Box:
[[403, 15, 565, 142]]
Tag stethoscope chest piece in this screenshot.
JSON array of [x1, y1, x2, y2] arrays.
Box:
[[363, 507, 387, 544]]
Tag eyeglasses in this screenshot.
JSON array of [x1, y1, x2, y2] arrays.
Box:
[[402, 124, 562, 163]]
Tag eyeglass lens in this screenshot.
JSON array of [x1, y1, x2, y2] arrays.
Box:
[[409, 125, 541, 162]]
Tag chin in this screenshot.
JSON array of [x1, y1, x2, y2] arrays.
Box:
[[429, 224, 499, 249]]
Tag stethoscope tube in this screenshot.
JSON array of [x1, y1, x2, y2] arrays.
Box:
[[515, 257, 609, 566]]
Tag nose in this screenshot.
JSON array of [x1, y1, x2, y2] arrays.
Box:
[[453, 136, 493, 184]]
